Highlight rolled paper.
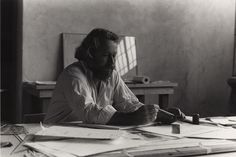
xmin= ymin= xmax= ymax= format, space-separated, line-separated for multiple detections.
xmin=132 ymin=76 xmax=150 ymax=84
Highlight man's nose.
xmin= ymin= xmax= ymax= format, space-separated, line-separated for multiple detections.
xmin=108 ymin=55 xmax=115 ymax=68
xmin=109 ymin=55 xmax=115 ymax=64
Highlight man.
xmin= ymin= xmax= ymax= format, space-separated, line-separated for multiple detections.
xmin=44 ymin=28 xmax=184 ymax=125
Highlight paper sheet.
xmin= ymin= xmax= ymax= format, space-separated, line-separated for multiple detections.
xmin=67 ymin=121 xmax=158 ymax=130
xmin=24 ymin=143 xmax=76 ymax=157
xmin=126 ymin=138 xmax=236 ymax=154
xmin=139 ymin=121 xmax=236 ymax=140
xmin=189 ymin=127 xmax=236 ymax=139
xmin=205 ymin=116 xmax=236 ymax=126
xmin=138 ymin=122 xmax=219 ymax=138
xmin=35 ymin=126 xmax=124 ymax=139
xmin=228 ymin=116 xmax=236 ymax=121
xmin=25 ymin=137 xmax=148 ymax=157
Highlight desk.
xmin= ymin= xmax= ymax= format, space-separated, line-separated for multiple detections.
xmin=23 ymin=81 xmax=177 ymax=121
xmin=125 ymin=81 xmax=177 ymax=108
xmin=2 ymin=122 xmax=236 ymax=157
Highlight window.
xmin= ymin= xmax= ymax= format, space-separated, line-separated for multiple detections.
xmin=116 ymin=36 xmax=137 ymax=76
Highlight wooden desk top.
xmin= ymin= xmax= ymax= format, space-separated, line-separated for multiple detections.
xmin=24 ymin=81 xmax=178 ymax=90
xmin=23 ymin=81 xmax=178 ymax=98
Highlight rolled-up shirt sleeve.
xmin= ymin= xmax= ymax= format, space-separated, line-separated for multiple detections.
xmin=63 ymin=76 xmax=116 ymax=124
xmin=113 ymin=72 xmax=144 ymax=112
xmin=84 ymin=103 xmax=116 ymax=124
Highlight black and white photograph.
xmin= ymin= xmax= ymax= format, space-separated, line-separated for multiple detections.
xmin=1 ymin=0 xmax=236 ymax=156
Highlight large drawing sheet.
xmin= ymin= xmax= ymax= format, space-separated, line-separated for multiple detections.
xmin=189 ymin=127 xmax=236 ymax=140
xmin=35 ymin=126 xmax=124 ymax=139
xmin=67 ymin=121 xmax=157 ymax=130
xmin=24 ymin=137 xmax=236 ymax=157
xmin=138 ymin=122 xmax=219 ymax=138
xmin=25 ymin=137 xmax=148 ymax=157
xmin=24 ymin=142 xmax=76 ymax=157
xmin=128 ymin=138 xmax=236 ymax=153
xmin=205 ymin=116 xmax=236 ymax=126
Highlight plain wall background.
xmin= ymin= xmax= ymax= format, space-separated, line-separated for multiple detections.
xmin=22 ymin=0 xmax=235 ymax=116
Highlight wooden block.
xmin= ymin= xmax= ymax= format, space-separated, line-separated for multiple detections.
xmin=172 ymin=123 xmax=180 ymax=134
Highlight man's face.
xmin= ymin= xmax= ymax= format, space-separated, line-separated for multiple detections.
xmin=90 ymin=40 xmax=118 ymax=81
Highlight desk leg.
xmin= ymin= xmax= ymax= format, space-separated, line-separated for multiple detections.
xmin=230 ymin=88 xmax=236 ymax=114
xmin=159 ymin=94 xmax=169 ymax=109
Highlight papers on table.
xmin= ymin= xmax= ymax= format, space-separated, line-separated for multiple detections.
xmin=24 ymin=143 xmax=76 ymax=157
xmin=189 ymin=127 xmax=236 ymax=140
xmin=228 ymin=116 xmax=236 ymax=121
xmin=204 ymin=116 xmax=236 ymax=126
xmin=138 ymin=121 xmax=236 ymax=140
xmin=128 ymin=138 xmax=236 ymax=153
xmin=25 ymin=137 xmax=148 ymax=157
xmin=138 ymin=122 xmax=219 ymax=138
xmin=22 ymin=118 xmax=236 ymax=157
xmin=66 ymin=121 xmax=158 ymax=130
xmin=24 ymin=125 xmax=148 ymax=157
xmin=35 ymin=125 xmax=124 ymax=140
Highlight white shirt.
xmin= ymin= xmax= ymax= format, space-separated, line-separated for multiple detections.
xmin=44 ymin=61 xmax=143 ymax=124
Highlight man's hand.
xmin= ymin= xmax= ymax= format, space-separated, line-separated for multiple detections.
xmin=131 ymin=105 xmax=157 ymax=124
xmin=154 ymin=106 xmax=186 ymax=124
xmin=153 ymin=104 xmax=177 ymax=124
xmin=107 ymin=105 xmax=157 ymax=126
xmin=167 ymin=107 xmax=186 ymax=120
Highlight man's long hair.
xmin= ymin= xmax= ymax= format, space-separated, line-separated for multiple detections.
xmin=74 ymin=28 xmax=120 ymax=61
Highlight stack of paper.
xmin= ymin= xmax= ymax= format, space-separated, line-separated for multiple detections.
xmin=35 ymin=125 xmax=124 ymax=139
xmin=205 ymin=116 xmax=236 ymax=126
xmin=128 ymin=138 xmax=236 ymax=153
xmin=138 ymin=122 xmax=236 ymax=140
xmin=138 ymin=122 xmax=219 ymax=138
xmin=25 ymin=137 xmax=148 ymax=157
xmin=189 ymin=127 xmax=236 ymax=139
xmin=24 ymin=125 xmax=148 ymax=157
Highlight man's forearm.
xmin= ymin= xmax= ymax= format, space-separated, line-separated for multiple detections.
xmin=107 ymin=112 xmax=137 ymax=126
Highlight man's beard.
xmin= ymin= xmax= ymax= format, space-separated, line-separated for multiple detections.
xmin=86 ymin=58 xmax=115 ymax=81
xmin=92 ymin=66 xmax=114 ymax=81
